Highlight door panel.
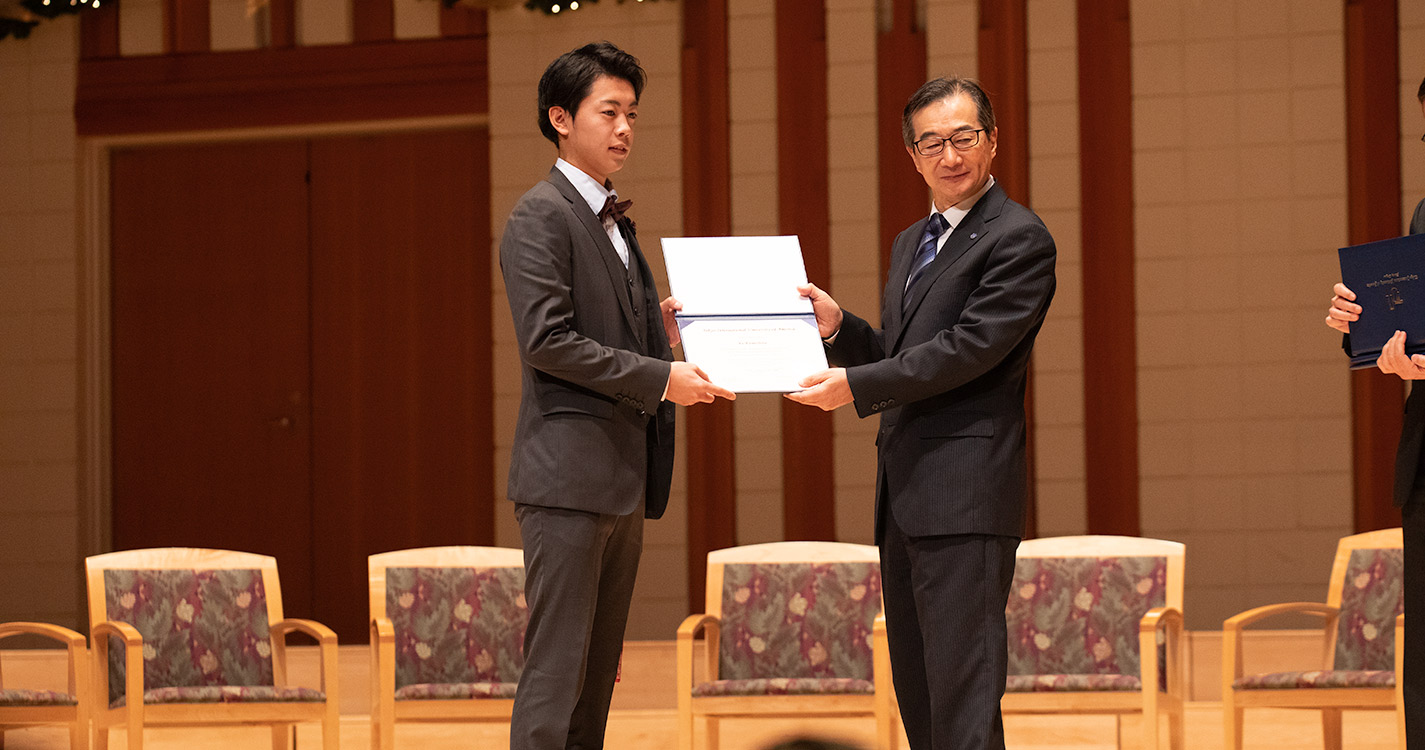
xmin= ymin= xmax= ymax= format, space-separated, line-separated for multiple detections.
xmin=110 ymin=141 xmax=315 ymax=616
xmin=309 ymin=129 xmax=493 ymax=639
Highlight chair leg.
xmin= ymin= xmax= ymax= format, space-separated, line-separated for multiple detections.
xmin=93 ymin=723 xmax=107 ymax=750
xmin=323 ymin=703 xmax=340 ymax=750
xmin=127 ymin=720 xmax=142 ymax=750
xmin=1322 ymin=708 xmax=1343 ymax=750
xmin=270 ymin=724 xmax=291 ymax=750
xmin=1223 ymin=691 xmax=1243 ymax=750
xmin=69 ymin=719 xmax=86 ymax=750
xmin=679 ymin=711 xmax=693 ymax=750
xmin=1168 ymin=705 xmax=1185 ymax=750
xmin=705 ymin=716 xmax=719 ymax=750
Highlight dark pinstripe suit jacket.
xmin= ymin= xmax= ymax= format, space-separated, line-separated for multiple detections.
xmin=1391 ymin=198 xmax=1425 ymax=507
xmin=499 ymin=167 xmax=677 ymax=519
xmin=828 ymin=182 xmax=1056 ymax=541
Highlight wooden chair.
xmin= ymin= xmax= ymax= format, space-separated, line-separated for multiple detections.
xmin=1222 ymin=527 xmax=1404 ymax=750
xmin=676 ymin=541 xmax=892 ymax=750
xmin=1000 ymin=535 xmax=1186 ymax=750
xmin=85 ymin=548 xmax=339 ymax=750
xmin=368 ymin=546 xmax=527 ymax=750
xmin=0 ymin=621 xmax=89 ymax=749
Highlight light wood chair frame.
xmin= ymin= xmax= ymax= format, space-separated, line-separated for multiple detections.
xmin=85 ymin=548 xmax=339 ymax=750
xmin=0 ymin=621 xmax=90 ymax=750
xmin=675 ymin=541 xmax=893 ymax=750
xmin=999 ymin=535 xmax=1187 ymax=750
xmin=368 ymin=545 xmax=525 ymax=750
xmin=1221 ymin=527 xmax=1404 ymax=750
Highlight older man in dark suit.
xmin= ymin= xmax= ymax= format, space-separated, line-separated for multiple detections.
xmin=499 ymin=42 xmax=733 ymax=750
xmin=1324 ymin=75 xmax=1425 ymax=750
xmin=790 ymin=77 xmax=1056 ymax=750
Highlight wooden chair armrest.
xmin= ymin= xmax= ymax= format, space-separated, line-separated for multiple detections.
xmin=1139 ymin=607 xmax=1185 ymax=697
xmin=271 ymin=619 xmax=339 ymax=697
xmin=91 ymin=620 xmax=145 ymax=714
xmin=371 ymin=617 xmax=395 ymax=643
xmin=873 ymin=614 xmax=895 ymax=745
xmin=676 ymin=614 xmax=720 ymax=688
xmin=371 ymin=616 xmax=396 ymax=733
xmin=0 ymin=621 xmax=86 ymax=648
xmin=1222 ymin=602 xmax=1337 ymax=632
xmin=271 ymin=618 xmax=339 ymax=646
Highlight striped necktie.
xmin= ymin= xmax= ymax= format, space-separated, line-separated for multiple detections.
xmin=903 ymin=212 xmax=950 ymax=314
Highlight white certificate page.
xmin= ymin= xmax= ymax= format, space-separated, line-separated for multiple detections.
xmin=661 ymin=236 xmax=829 ymax=393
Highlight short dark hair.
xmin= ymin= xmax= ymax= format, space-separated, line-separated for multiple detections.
xmin=1418 ymin=76 xmax=1425 ymax=104
xmin=901 ymin=77 xmax=996 ymax=147
xmin=537 ymin=41 xmax=646 ymax=146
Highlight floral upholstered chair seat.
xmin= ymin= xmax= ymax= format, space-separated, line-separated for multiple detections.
xmin=1005 ymin=553 xmax=1169 ymax=695
xmin=677 ymin=542 xmax=890 ymax=750
xmin=1221 ymin=528 xmax=1405 ymax=750
xmin=369 ymin=546 xmax=529 ymax=750
xmin=0 ymin=688 xmax=79 ymax=707
xmin=101 ymin=568 xmax=321 ymax=707
xmin=690 ymin=560 xmax=881 ymax=699
xmin=0 ymin=620 xmax=89 ymax=750
xmin=999 ymin=536 xmax=1187 ymax=750
xmin=384 ymin=565 xmax=527 ymax=699
xmin=86 ymin=548 xmax=341 ymax=750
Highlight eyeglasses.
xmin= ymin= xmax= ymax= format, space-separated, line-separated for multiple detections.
xmin=913 ymin=129 xmax=985 ymax=157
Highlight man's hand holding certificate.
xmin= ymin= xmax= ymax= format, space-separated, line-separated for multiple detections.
xmin=1338 ymin=233 xmax=1425 ymax=369
xmin=661 ymin=236 xmax=829 ymax=393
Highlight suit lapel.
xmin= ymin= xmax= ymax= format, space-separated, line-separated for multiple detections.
xmin=546 ymin=167 xmax=639 ymax=336
xmin=884 ymin=218 xmax=924 ymax=338
xmin=892 ymin=183 xmax=1008 ymax=352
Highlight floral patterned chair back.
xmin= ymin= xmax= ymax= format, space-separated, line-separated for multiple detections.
xmin=1328 ymin=543 xmax=1404 ymax=673
xmin=369 ymin=546 xmax=528 ymax=700
xmin=1004 ymin=536 xmax=1185 ymax=693
xmin=696 ymin=541 xmax=882 ymax=697
xmin=84 ymin=548 xmax=297 ymax=707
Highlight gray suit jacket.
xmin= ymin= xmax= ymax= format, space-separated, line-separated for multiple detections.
xmin=828 ymin=183 xmax=1056 ymax=540
xmin=499 ymin=167 xmax=676 ymax=518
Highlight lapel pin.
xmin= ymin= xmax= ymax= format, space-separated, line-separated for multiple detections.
xmin=970 ymin=232 xmax=978 ymax=239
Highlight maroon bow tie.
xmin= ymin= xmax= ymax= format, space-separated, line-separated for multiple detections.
xmin=597 ymin=195 xmax=633 ymax=230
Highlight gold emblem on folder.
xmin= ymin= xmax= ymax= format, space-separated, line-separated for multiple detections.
xmin=1387 ymin=287 xmax=1405 ymax=311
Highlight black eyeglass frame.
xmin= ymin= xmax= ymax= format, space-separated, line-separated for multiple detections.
xmin=913 ymin=128 xmax=987 ymax=157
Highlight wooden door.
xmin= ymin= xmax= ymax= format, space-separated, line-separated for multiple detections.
xmin=308 ymin=129 xmax=493 ymax=638
xmin=111 ymin=141 xmax=316 ymax=616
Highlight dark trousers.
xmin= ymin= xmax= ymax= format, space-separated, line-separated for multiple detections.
xmin=880 ymin=508 xmax=1019 ymax=750
xmin=1407 ymin=498 xmax=1425 ymax=749
xmin=509 ymin=502 xmax=643 ymax=750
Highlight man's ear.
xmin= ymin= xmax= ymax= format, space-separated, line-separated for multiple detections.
xmin=987 ymin=126 xmax=998 ymax=160
xmin=548 ymin=106 xmax=572 ymax=138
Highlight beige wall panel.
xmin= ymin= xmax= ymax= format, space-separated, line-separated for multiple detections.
xmin=0 ymin=15 xmax=82 ymax=631
xmin=394 ymin=0 xmax=441 ymax=40
xmin=1028 ymin=0 xmax=1084 ymax=537
xmin=211 ymin=0 xmax=261 ymax=51
xmin=1131 ymin=0 xmax=1351 ymax=629
xmin=297 ymin=0 xmax=352 ymax=46
xmin=486 ymin=2 xmax=686 ymax=638
xmin=119 ymin=0 xmax=163 ymax=56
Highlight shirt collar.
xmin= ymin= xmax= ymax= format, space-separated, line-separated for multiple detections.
xmin=555 ymin=158 xmax=616 ymax=217
xmin=932 ymin=175 xmax=995 ymax=233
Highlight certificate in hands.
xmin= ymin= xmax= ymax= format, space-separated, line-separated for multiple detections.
xmin=1339 ymin=233 xmax=1425 ymax=369
xmin=661 ymin=236 xmax=828 ymax=393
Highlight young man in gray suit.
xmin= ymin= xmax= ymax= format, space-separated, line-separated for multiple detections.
xmin=1324 ymin=76 xmax=1425 ymax=750
xmin=790 ymin=78 xmax=1056 ymax=750
xmin=498 ymin=42 xmax=733 ymax=750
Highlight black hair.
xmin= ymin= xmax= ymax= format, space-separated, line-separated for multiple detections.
xmin=537 ymin=41 xmax=646 ymax=146
xmin=1418 ymin=76 xmax=1425 ymax=104
xmin=901 ymin=76 xmax=996 ymax=147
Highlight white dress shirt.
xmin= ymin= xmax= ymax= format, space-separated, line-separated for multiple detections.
xmin=555 ymin=158 xmax=630 ymax=268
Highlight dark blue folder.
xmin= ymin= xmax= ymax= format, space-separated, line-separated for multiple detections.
xmin=1339 ymin=233 xmax=1425 ymax=369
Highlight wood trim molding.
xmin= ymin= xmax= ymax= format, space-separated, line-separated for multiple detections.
xmin=163 ymin=0 xmax=210 ymax=54
xmin=777 ymin=0 xmax=835 ymax=542
xmin=1077 ymin=0 xmax=1140 ymax=536
xmin=79 ymin=2 xmax=120 ymax=60
xmin=440 ymin=2 xmax=488 ymax=37
xmin=875 ymin=0 xmax=928 ymax=280
xmin=76 ymin=37 xmax=488 ymax=136
xmin=353 ymin=0 xmax=396 ymax=42
xmin=978 ymin=0 xmax=1036 ymax=537
xmin=1345 ymin=0 xmax=1403 ymax=533
xmin=269 ymin=0 xmax=296 ymax=49
xmin=680 ymin=0 xmax=736 ymax=613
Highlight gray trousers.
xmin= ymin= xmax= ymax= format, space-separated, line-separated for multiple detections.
xmin=509 ymin=502 xmax=643 ymax=750
xmin=881 ymin=508 xmax=1019 ymax=750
